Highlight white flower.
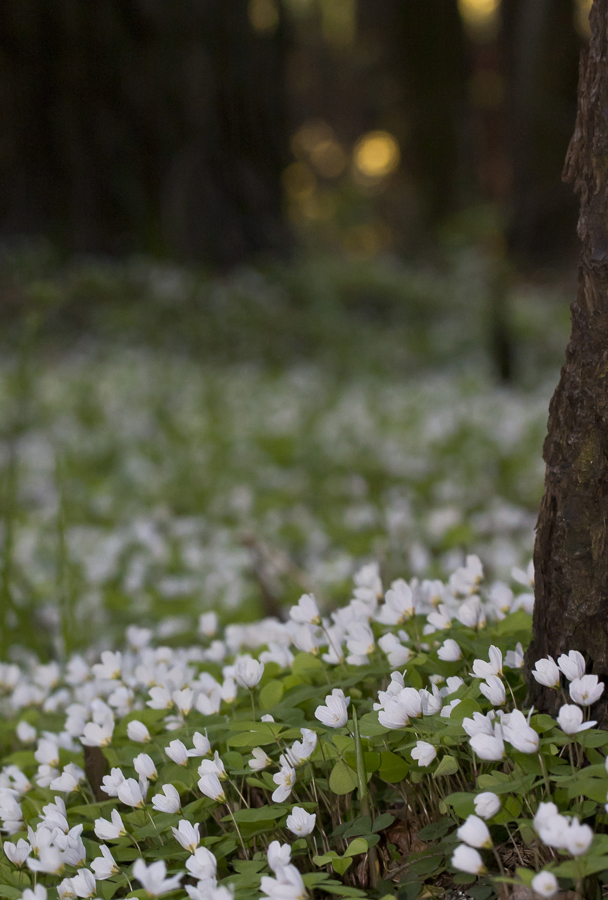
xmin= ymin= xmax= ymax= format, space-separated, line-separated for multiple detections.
xmin=377 ymin=633 xmax=411 ymax=667
xmin=172 ymin=689 xmax=194 ymax=716
xmin=474 ymin=792 xmax=501 ymax=820
xmin=69 ymin=869 xmax=96 ymax=899
xmin=94 ymin=810 xmax=125 ymax=841
xmin=50 ymin=771 xmax=80 ymax=794
xmin=420 ymin=685 xmax=442 ymax=716
xmin=378 ymin=699 xmax=410 ymax=730
xmin=234 ymin=657 xmax=264 ymax=689
xmin=286 ymin=807 xmax=316 ymax=836
xmin=199 ymin=611 xmax=218 ymax=636
xmin=198 ymin=773 xmax=225 ymax=802
xmin=127 ymin=720 xmax=151 ymax=743
xmin=375 ymin=580 xmax=414 ymax=625
xmin=457 ymin=596 xmax=485 ymax=630
xmin=479 ymin=676 xmax=505 ymax=706
xmin=570 ymin=674 xmax=604 ymax=706
xmin=27 ymin=846 xmax=64 ymax=875
xmin=91 ymin=846 xmax=119 ymax=880
xmin=470 ymin=725 xmax=504 ymax=761
xmin=437 ymin=639 xmax=461 ymax=661
xmin=92 ymin=651 xmax=122 ymax=680
xmin=16 ymin=722 xmax=37 ymax=743
xmin=4 ymin=838 xmax=31 ymax=866
xmin=35 ymin=739 xmax=59 ymax=767
xmin=272 ymin=758 xmax=296 ymax=802
xmin=314 ymin=689 xmax=350 ymax=728
xmin=260 ymin=864 xmax=306 ymax=900
xmin=411 ymin=741 xmax=436 ymax=767
xmin=472 ymin=646 xmax=502 ymax=679
xmin=190 ymin=732 xmax=211 ymax=757
xmin=532 ymin=657 xmax=560 ymax=689
xmin=505 ymin=642 xmax=525 ymax=669
xmin=531 ymin=871 xmax=559 ymax=897
xmin=565 ymin=820 xmax=594 ymax=856
xmin=426 ymin=604 xmax=452 ymax=632
xmin=117 ymin=777 xmax=146 ymax=808
xmin=22 ymin=888 xmax=47 ymax=900
xmin=171 ymin=820 xmax=200 ymax=852
xmin=457 ymin=815 xmax=492 ymax=849
xmin=198 ymin=752 xmax=226 ymax=780
xmin=557 ymin=651 xmax=586 ymax=682
xmin=290 ymin=594 xmax=321 ymax=625
xmin=451 ymin=844 xmax=486 ymax=875
xmin=502 ymin=710 xmax=539 ymax=753
xmin=134 ymin=754 xmax=158 ymax=781
xmin=132 ymin=859 xmax=183 ymax=897
xmin=556 ymin=704 xmax=597 ymax=735
xmin=268 ymin=841 xmax=291 ymax=872
xmin=152 ymin=784 xmax=181 ymax=813
xmin=249 ymin=748 xmax=272 ymax=771
xmin=101 ymin=767 xmax=125 ymax=798
xmin=166 ymin=740 xmax=189 ymax=767
xmin=81 ymin=713 xmax=114 ymax=747
xmin=285 ymin=729 xmax=317 ymax=767
xmin=186 ymin=846 xmax=217 ymax=880
xmin=534 ymin=804 xmax=570 ymax=850
xmin=147 ymin=687 xmax=174 ymax=710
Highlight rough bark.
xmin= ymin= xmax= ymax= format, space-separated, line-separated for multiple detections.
xmin=526 ymin=0 xmax=608 ymax=720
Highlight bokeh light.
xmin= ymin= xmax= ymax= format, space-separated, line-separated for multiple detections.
xmin=309 ymin=139 xmax=347 ymax=179
xmin=353 ymin=131 xmax=400 ymax=180
xmin=248 ymin=0 xmax=279 ymax=34
xmin=458 ymin=0 xmax=501 ymax=41
xmin=575 ymin=0 xmax=592 ymax=39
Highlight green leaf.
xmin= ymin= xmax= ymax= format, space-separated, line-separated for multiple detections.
xmin=0 ymin=887 xmax=22 ymax=900
xmin=260 ymin=680 xmax=284 ymax=709
xmin=378 ymin=751 xmax=409 ymax=783
xmin=449 ymin=698 xmax=481 ymax=724
xmin=576 ymin=730 xmax=608 ymax=748
xmin=332 ymin=858 xmax=353 ymax=875
xmin=291 ymin=652 xmax=324 ymax=678
xmin=372 ymin=813 xmax=395 ymax=832
xmin=433 ymin=755 xmax=459 ymax=778
xmin=345 ymin=838 xmax=368 ymax=857
xmin=358 ymin=711 xmax=390 ymax=736
xmin=417 ymin=818 xmax=452 ymax=841
xmin=223 ymin=806 xmax=288 ymax=823
xmin=343 ymin=816 xmax=372 ymax=839
xmin=222 ymin=751 xmax=244 ymax=770
xmin=329 ymin=760 xmax=358 ymax=795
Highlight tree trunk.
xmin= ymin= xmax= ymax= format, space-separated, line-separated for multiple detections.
xmin=526 ymin=0 xmax=608 ymax=720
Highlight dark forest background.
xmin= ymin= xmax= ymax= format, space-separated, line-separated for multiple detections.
xmin=0 ymin=0 xmax=588 ymax=272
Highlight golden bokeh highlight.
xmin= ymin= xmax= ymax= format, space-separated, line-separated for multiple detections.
xmin=574 ymin=0 xmax=592 ymax=39
xmin=291 ymin=120 xmax=334 ymax=159
xmin=353 ymin=131 xmax=400 ymax=180
xmin=458 ymin=0 xmax=501 ymax=41
xmin=309 ymin=139 xmax=347 ymax=179
xmin=248 ymin=0 xmax=280 ymax=34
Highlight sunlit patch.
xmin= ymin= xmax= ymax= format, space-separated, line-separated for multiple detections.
xmin=353 ymin=131 xmax=400 ymax=180
xmin=282 ymin=162 xmax=316 ymax=200
xmin=248 ymin=0 xmax=279 ymax=34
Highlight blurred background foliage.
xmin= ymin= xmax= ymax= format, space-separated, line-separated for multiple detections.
xmin=0 ymin=0 xmax=590 ymax=656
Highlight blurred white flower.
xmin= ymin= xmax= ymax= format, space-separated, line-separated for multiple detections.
xmin=289 ymin=594 xmax=321 ymax=626
xmin=437 ymin=639 xmax=461 ymax=661
xmin=132 ymin=859 xmax=183 ymax=897
xmin=451 ymin=844 xmax=485 ymax=874
xmin=127 ymin=720 xmax=151 ymax=743
xmin=457 ymin=815 xmax=492 ymax=848
xmin=474 ymin=792 xmax=501 ymax=820
xmin=531 ymin=871 xmax=558 ymax=897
